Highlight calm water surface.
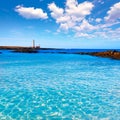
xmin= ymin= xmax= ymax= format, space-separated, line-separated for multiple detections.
xmin=0 ymin=50 xmax=120 ymax=120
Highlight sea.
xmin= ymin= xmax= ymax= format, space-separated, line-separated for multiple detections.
xmin=0 ymin=49 xmax=120 ymax=120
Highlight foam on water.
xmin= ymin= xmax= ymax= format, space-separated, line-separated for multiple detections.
xmin=0 ymin=52 xmax=120 ymax=119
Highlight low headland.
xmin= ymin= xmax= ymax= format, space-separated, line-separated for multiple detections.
xmin=0 ymin=46 xmax=39 ymax=53
xmin=75 ymin=50 xmax=120 ymax=60
xmin=0 ymin=46 xmax=120 ymax=60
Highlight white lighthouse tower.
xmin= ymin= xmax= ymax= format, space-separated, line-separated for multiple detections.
xmin=33 ymin=40 xmax=35 ymax=48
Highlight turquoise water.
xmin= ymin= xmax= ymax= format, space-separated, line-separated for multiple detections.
xmin=0 ymin=51 xmax=120 ymax=120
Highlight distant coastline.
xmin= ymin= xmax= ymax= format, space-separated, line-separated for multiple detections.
xmin=0 ymin=46 xmax=120 ymax=60
xmin=0 ymin=46 xmax=59 ymax=53
xmin=0 ymin=46 xmax=61 ymax=50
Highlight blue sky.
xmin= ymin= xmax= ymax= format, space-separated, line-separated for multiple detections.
xmin=0 ymin=0 xmax=120 ymax=48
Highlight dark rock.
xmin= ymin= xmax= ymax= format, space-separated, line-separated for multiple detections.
xmin=76 ymin=50 xmax=120 ymax=60
xmin=13 ymin=48 xmax=39 ymax=53
xmin=88 ymin=50 xmax=120 ymax=60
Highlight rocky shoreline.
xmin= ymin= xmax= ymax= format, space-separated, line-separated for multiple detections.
xmin=92 ymin=50 xmax=120 ymax=60
xmin=0 ymin=46 xmax=39 ymax=53
xmin=0 ymin=46 xmax=120 ymax=60
xmin=76 ymin=50 xmax=120 ymax=60
xmin=13 ymin=48 xmax=39 ymax=53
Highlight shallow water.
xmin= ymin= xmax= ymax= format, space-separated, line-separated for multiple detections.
xmin=0 ymin=51 xmax=120 ymax=119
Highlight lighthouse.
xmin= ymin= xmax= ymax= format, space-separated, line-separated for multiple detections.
xmin=33 ymin=40 xmax=35 ymax=48
xmin=32 ymin=40 xmax=40 ymax=49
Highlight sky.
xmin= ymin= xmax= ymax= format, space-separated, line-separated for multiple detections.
xmin=0 ymin=0 xmax=120 ymax=48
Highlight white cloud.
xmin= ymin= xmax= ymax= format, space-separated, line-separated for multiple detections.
xmin=60 ymin=21 xmax=75 ymax=31
xmin=57 ymin=15 xmax=70 ymax=23
xmin=100 ymin=21 xmax=120 ymax=28
xmin=48 ymin=3 xmax=64 ymax=19
xmin=15 ymin=5 xmax=48 ymax=19
xmin=107 ymin=28 xmax=120 ymax=40
xmin=104 ymin=2 xmax=120 ymax=22
xmin=95 ymin=18 xmax=102 ymax=23
xmin=66 ymin=1 xmax=94 ymax=17
xmin=74 ymin=19 xmax=96 ymax=32
xmin=48 ymin=0 xmax=94 ymax=31
xmin=48 ymin=0 xmax=120 ymax=40
xmin=95 ymin=27 xmax=120 ymax=40
xmin=93 ymin=0 xmax=104 ymax=5
xmin=75 ymin=33 xmax=90 ymax=38
xmin=98 ymin=0 xmax=104 ymax=4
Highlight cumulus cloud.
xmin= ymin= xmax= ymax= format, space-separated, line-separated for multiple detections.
xmin=95 ymin=27 xmax=120 ymax=40
xmin=65 ymin=0 xmax=94 ymax=17
xmin=15 ymin=5 xmax=48 ymax=19
xmin=104 ymin=2 xmax=120 ymax=22
xmin=48 ymin=2 xmax=64 ymax=19
xmin=59 ymin=21 xmax=75 ymax=31
xmin=48 ymin=0 xmax=120 ymax=40
xmin=48 ymin=0 xmax=94 ymax=31
xmin=74 ymin=19 xmax=96 ymax=32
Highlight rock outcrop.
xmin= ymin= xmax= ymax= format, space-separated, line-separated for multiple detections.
xmin=0 ymin=46 xmax=39 ymax=53
xmin=90 ymin=50 xmax=120 ymax=60
xmin=0 ymin=46 xmax=120 ymax=59
xmin=13 ymin=48 xmax=39 ymax=53
xmin=77 ymin=50 xmax=120 ymax=60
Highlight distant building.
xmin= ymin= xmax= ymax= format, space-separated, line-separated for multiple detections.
xmin=32 ymin=40 xmax=40 ymax=49
xmin=33 ymin=40 xmax=35 ymax=48
xmin=36 ymin=44 xmax=40 ymax=48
